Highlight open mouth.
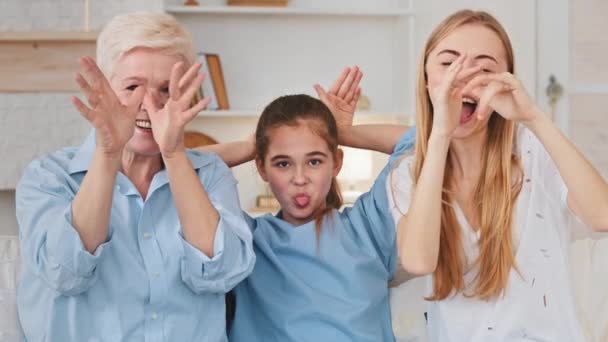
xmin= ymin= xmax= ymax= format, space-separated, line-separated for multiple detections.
xmin=460 ymin=97 xmax=477 ymax=124
xmin=135 ymin=119 xmax=152 ymax=130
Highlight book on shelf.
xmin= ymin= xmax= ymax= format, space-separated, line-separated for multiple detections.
xmin=196 ymin=52 xmax=218 ymax=110
xmin=228 ymin=0 xmax=287 ymax=6
xmin=205 ymin=54 xmax=230 ymax=110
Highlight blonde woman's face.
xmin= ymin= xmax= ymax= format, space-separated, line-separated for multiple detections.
xmin=425 ymin=24 xmax=509 ymax=139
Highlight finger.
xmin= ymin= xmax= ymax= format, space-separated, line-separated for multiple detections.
xmin=71 ymin=96 xmax=93 ymax=122
xmin=476 ymin=81 xmax=504 ymax=119
xmin=169 ymin=62 xmax=185 ymax=101
xmin=80 ymin=56 xmax=109 ymax=90
xmin=178 ymin=62 xmax=202 ymax=90
xmin=126 ymin=86 xmax=146 ymax=119
xmin=442 ymin=60 xmax=464 ymax=91
xmin=454 ymin=65 xmax=482 ymax=88
xmin=143 ymin=93 xmax=159 ymax=122
xmin=463 ymin=72 xmax=516 ymax=95
xmin=349 ymin=87 xmax=362 ymax=107
xmin=74 ymin=72 xmax=95 ymax=104
xmin=337 ymin=66 xmax=358 ymax=98
xmin=180 ymin=73 xmax=205 ymax=107
xmin=314 ymin=84 xmax=329 ymax=103
xmin=184 ymin=98 xmax=211 ymax=122
xmin=329 ymin=67 xmax=350 ymax=95
xmin=344 ymin=70 xmax=363 ymax=103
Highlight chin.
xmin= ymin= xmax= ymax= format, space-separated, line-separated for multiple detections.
xmin=125 ymin=140 xmax=161 ymax=157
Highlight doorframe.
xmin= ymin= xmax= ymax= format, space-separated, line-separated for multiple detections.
xmin=535 ymin=0 xmax=570 ymax=135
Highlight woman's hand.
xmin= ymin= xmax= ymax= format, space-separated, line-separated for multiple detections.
xmin=147 ymin=62 xmax=211 ymax=159
xmin=429 ymin=54 xmax=481 ymax=138
xmin=314 ymin=66 xmax=362 ymax=134
xmin=71 ymin=56 xmax=145 ymax=158
xmin=463 ymin=71 xmax=541 ymax=124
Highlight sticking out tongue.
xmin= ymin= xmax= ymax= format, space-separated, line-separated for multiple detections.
xmin=294 ymin=195 xmax=310 ymax=208
xmin=460 ymin=103 xmax=476 ymax=124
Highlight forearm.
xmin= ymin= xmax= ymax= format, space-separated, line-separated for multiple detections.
xmin=397 ymin=133 xmax=450 ymax=275
xmin=526 ymin=111 xmax=608 ymax=231
xmin=164 ymin=151 xmax=220 ymax=256
xmin=71 ymin=148 xmax=120 ymax=253
xmin=195 ymin=140 xmax=255 ymax=167
xmin=340 ymin=125 xmax=410 ymax=154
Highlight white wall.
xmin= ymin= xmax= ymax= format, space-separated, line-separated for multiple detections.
xmin=0 ymin=0 xmax=164 ymax=235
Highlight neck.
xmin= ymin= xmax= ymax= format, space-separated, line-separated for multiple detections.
xmin=121 ymin=149 xmax=163 ymax=199
xmin=449 ymin=129 xmax=487 ymax=185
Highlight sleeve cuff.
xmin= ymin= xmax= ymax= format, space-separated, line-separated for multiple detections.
xmin=46 ymin=205 xmax=109 ymax=277
xmin=180 ymin=217 xmax=227 ymax=278
xmin=392 ymin=127 xmax=416 ymax=157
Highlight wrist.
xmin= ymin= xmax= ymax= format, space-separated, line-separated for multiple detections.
xmin=162 ymin=150 xmax=188 ymax=165
xmin=523 ymin=107 xmax=551 ymax=133
xmin=93 ymin=147 xmax=122 ymax=173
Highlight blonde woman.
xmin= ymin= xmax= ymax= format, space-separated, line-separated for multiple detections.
xmin=363 ymin=9 xmax=608 ymax=342
xmin=16 ymin=13 xmax=254 ymax=341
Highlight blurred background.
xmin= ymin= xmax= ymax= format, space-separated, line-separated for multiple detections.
xmin=0 ymin=0 xmax=606 ymax=341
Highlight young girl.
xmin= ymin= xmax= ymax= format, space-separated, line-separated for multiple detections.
xmin=384 ymin=10 xmax=608 ymax=341
xmin=200 ymin=69 xmax=415 ymax=341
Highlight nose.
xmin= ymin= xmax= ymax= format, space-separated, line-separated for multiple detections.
xmin=141 ymin=89 xmax=165 ymax=113
xmin=291 ymin=166 xmax=309 ymax=186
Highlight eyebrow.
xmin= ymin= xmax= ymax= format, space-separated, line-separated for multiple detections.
xmin=437 ymin=49 xmax=498 ymax=63
xmin=269 ymin=151 xmax=328 ymax=162
xmin=122 ymin=76 xmax=146 ymax=84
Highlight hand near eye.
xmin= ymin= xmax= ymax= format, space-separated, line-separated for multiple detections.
xmin=71 ymin=56 xmax=145 ymax=157
xmin=147 ymin=62 xmax=211 ymax=159
xmin=429 ymin=53 xmax=482 ymax=138
xmin=462 ymin=72 xmax=540 ymax=124
xmin=314 ymin=66 xmax=363 ymax=135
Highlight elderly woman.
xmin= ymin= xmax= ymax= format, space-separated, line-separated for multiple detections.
xmin=15 ymin=12 xmax=255 ymax=341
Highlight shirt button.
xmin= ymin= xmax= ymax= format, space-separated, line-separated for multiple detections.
xmin=151 ymin=312 xmax=158 ymax=320
xmin=153 ymin=272 xmax=160 ymax=278
xmin=143 ymin=232 xmax=152 ymax=240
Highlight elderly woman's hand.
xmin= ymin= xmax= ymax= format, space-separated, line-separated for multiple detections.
xmin=71 ymin=56 xmax=145 ymax=158
xmin=147 ymin=61 xmax=210 ymax=159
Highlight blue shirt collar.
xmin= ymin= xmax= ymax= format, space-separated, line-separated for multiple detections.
xmin=68 ymin=129 xmax=215 ymax=177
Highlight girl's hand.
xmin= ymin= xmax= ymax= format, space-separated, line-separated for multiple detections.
xmin=314 ymin=66 xmax=363 ymax=133
xmin=463 ymin=72 xmax=540 ymax=124
xmin=71 ymin=56 xmax=145 ymax=158
xmin=429 ymin=54 xmax=481 ymax=138
xmin=147 ymin=62 xmax=211 ymax=159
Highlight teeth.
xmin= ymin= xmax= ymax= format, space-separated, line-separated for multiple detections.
xmin=135 ymin=120 xmax=151 ymax=129
xmin=463 ymin=97 xmax=477 ymax=104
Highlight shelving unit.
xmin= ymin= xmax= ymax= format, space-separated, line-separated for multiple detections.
xmin=197 ymin=109 xmax=410 ymax=118
xmin=165 ymin=0 xmax=416 ymax=122
xmin=166 ymin=5 xmax=413 ymax=17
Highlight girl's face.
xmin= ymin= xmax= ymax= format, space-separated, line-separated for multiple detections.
xmin=425 ymin=24 xmax=509 ymax=139
xmin=257 ymin=120 xmax=343 ymax=226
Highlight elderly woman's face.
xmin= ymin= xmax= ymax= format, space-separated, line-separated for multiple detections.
xmin=110 ymin=48 xmax=188 ymax=156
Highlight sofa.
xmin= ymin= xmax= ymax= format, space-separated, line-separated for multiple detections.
xmin=2 ymin=234 xmax=607 ymax=342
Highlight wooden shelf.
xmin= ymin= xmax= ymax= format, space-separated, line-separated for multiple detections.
xmin=0 ymin=31 xmax=98 ymax=42
xmin=166 ymin=5 xmax=413 ymax=17
xmin=196 ymin=109 xmax=408 ymax=118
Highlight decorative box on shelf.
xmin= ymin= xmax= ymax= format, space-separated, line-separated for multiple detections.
xmin=228 ymin=0 xmax=287 ymax=7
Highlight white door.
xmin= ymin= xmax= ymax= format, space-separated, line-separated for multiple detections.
xmin=537 ymin=2 xmax=608 ymax=342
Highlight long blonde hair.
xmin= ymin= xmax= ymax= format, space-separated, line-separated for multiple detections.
xmin=414 ymin=10 xmax=523 ymax=300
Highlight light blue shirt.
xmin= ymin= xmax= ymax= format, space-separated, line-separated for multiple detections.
xmin=229 ymin=128 xmax=416 ymax=342
xmin=15 ymin=131 xmax=255 ymax=342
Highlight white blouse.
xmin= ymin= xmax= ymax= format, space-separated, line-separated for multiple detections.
xmin=387 ymin=126 xmax=586 ymax=342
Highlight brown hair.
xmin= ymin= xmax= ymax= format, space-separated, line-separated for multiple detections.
xmin=255 ymin=94 xmax=343 ymax=238
xmin=414 ymin=10 xmax=523 ymax=300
